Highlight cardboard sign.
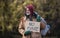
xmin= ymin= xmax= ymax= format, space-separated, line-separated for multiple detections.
xmin=25 ymin=21 xmax=40 ymax=32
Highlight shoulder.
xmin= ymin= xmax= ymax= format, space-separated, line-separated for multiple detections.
xmin=20 ymin=16 xmax=26 ymax=21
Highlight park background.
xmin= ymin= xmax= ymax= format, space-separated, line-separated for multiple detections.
xmin=0 ymin=0 xmax=60 ymax=38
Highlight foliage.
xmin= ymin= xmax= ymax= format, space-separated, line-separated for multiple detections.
xmin=0 ymin=0 xmax=60 ymax=37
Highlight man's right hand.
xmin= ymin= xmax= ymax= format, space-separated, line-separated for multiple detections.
xmin=18 ymin=29 xmax=25 ymax=35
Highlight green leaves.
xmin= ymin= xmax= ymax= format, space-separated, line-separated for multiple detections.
xmin=0 ymin=0 xmax=60 ymax=36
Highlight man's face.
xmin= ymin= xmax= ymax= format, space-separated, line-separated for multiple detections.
xmin=25 ymin=8 xmax=31 ymax=15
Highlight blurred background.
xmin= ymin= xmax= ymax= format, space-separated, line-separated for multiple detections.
xmin=0 ymin=0 xmax=60 ymax=38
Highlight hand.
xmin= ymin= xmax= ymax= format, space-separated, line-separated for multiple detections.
xmin=19 ymin=29 xmax=25 ymax=35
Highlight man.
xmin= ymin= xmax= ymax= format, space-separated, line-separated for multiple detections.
xmin=18 ymin=4 xmax=46 ymax=38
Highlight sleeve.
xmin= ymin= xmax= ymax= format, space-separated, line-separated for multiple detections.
xmin=18 ymin=17 xmax=25 ymax=35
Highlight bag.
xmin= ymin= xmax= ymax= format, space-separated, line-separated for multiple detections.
xmin=41 ymin=25 xmax=50 ymax=36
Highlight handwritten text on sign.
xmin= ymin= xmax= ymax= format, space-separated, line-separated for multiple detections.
xmin=25 ymin=21 xmax=40 ymax=32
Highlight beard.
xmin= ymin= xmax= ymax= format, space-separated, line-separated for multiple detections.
xmin=25 ymin=13 xmax=30 ymax=18
xmin=26 ymin=12 xmax=30 ymax=15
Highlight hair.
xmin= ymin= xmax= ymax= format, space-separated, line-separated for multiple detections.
xmin=25 ymin=4 xmax=35 ymax=16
